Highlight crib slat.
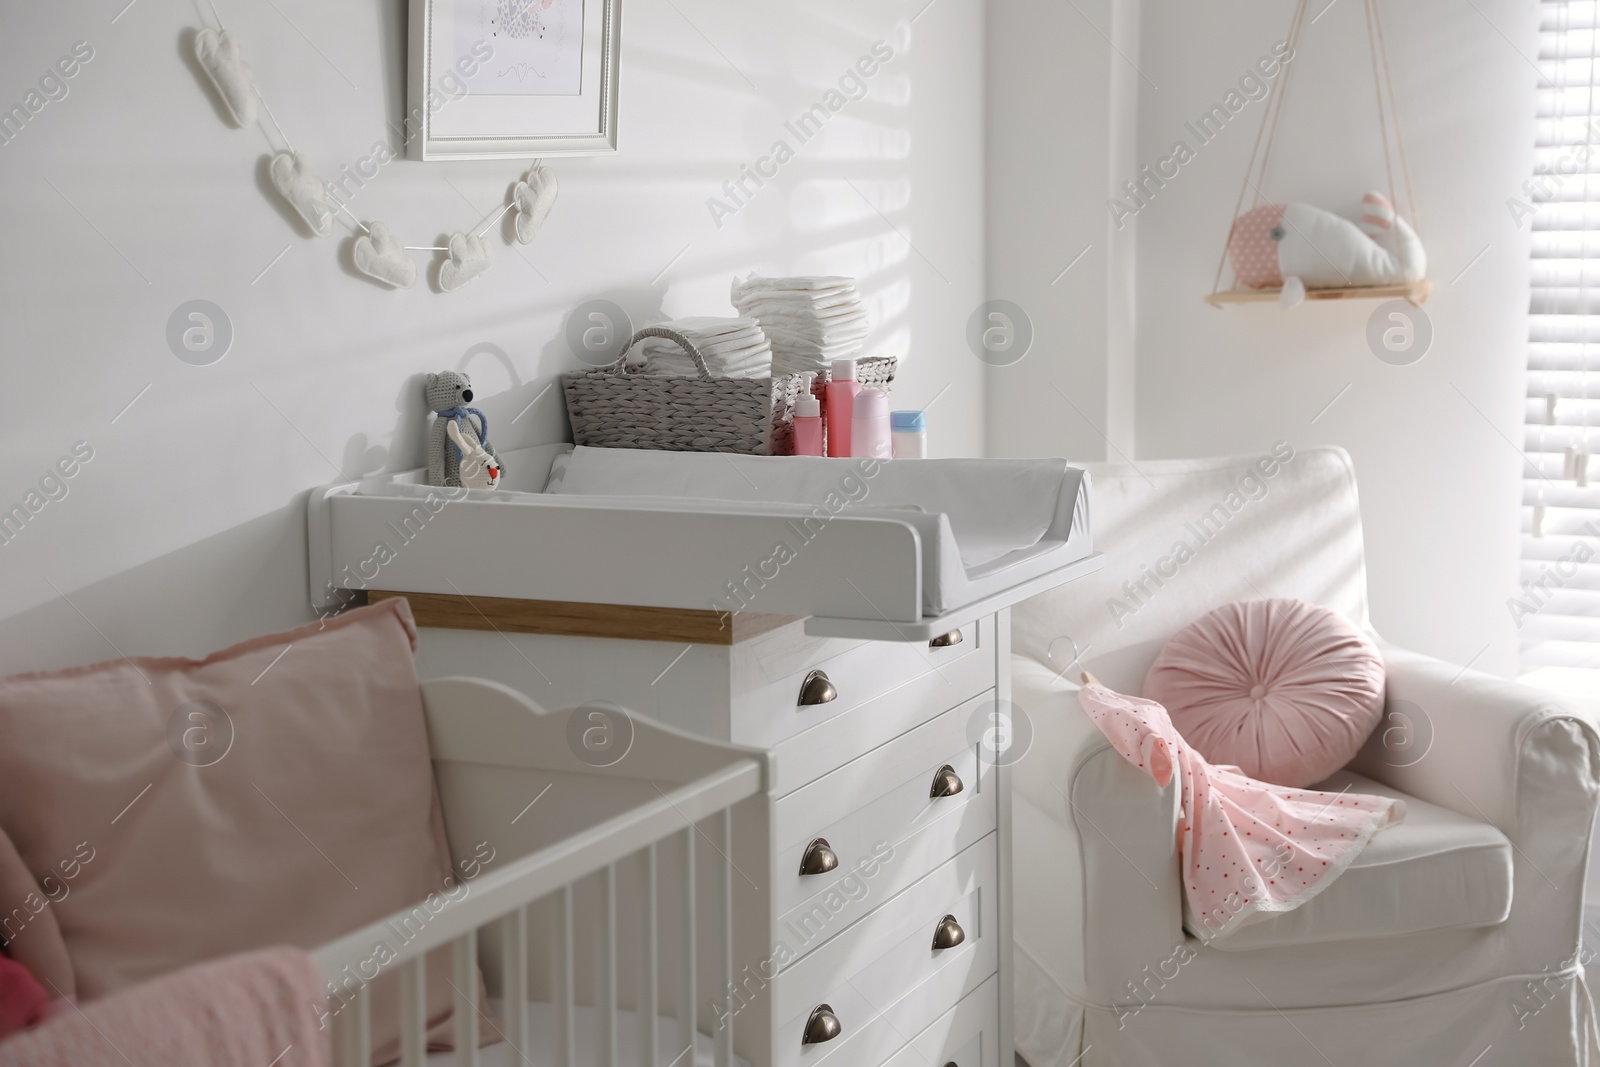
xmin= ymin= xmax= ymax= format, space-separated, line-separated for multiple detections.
xmin=715 ymin=809 xmax=733 ymax=1067
xmin=400 ymin=957 xmax=428 ymax=1067
xmin=640 ymin=844 xmax=659 ymax=1067
xmin=340 ymin=982 xmax=372 ymax=1067
xmin=679 ymin=826 xmax=696 ymax=1067
xmin=454 ymin=933 xmax=480 ymax=1067
xmin=502 ymin=906 xmax=529 ymax=1064
xmin=601 ymin=864 xmax=619 ymax=1067
xmin=557 ymin=884 xmax=576 ymax=1067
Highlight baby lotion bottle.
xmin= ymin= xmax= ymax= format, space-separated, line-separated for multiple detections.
xmin=825 ymin=358 xmax=860 ymax=457
xmin=891 ymin=410 xmax=928 ymax=458
xmin=793 ymin=374 xmax=823 ymax=456
xmin=852 ymin=388 xmax=893 ymax=459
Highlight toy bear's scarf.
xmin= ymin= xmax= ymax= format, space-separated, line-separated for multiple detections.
xmin=436 ymin=406 xmax=489 ymax=460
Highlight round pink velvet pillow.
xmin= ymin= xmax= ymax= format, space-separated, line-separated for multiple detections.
xmin=1143 ymin=599 xmax=1385 ymax=788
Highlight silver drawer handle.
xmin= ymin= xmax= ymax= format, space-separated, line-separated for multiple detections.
xmin=803 ymin=1004 xmax=842 ymax=1044
xmin=798 ymin=837 xmax=839 ymax=876
xmin=931 ymin=914 xmax=966 ymax=950
xmin=929 ymin=764 xmax=964 ymax=798
xmin=929 ymin=629 xmax=964 ymax=648
xmin=798 ymin=669 xmax=837 ymax=706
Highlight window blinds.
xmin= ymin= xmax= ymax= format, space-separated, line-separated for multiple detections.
xmin=1521 ymin=2 xmax=1600 ymax=667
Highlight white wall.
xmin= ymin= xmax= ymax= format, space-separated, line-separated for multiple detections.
xmin=985 ymin=0 xmax=1140 ymax=461
xmin=0 ymin=0 xmax=986 ymax=672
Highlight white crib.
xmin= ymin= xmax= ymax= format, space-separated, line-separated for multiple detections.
xmin=310 ymin=677 xmax=767 ymax=1067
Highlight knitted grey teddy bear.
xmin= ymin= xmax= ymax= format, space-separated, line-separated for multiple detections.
xmin=426 ymin=371 xmax=503 ymax=488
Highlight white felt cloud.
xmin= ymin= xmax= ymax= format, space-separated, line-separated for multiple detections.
xmin=193 ymin=28 xmax=256 ymax=128
xmin=512 ymin=164 xmax=558 ymax=245
xmin=439 ymin=231 xmax=493 ymax=292
xmin=270 ymin=151 xmax=334 ymax=237
xmin=353 ymin=221 xmax=417 ymax=289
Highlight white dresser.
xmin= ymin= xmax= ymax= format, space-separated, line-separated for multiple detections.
xmin=388 ymin=597 xmax=1022 ymax=1067
xmin=310 ymin=444 xmax=1096 ymax=1067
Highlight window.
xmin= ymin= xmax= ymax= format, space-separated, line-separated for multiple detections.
xmin=1521 ymin=1 xmax=1600 ymax=669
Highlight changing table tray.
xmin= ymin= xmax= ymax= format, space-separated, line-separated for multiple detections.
xmin=307 ymin=445 xmax=1098 ymax=641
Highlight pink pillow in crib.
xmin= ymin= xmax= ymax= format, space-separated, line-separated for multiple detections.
xmin=1143 ymin=598 xmax=1385 ymax=788
xmin=0 ymin=819 xmax=76 ymax=1004
xmin=0 ymin=598 xmax=482 ymax=1063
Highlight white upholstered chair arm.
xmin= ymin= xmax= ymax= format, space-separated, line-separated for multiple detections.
xmin=1011 ymin=656 xmax=1186 ymax=999
xmin=1347 ymin=646 xmax=1600 ymax=872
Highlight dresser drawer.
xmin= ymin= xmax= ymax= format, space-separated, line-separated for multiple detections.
xmin=771 ymin=693 xmax=996 ymax=943
xmin=876 ymin=974 xmax=999 ymax=1067
xmin=770 ymin=834 xmax=998 ymax=1067
xmin=732 ymin=618 xmax=992 ymax=757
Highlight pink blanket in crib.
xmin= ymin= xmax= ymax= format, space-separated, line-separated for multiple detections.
xmin=1078 ymin=682 xmax=1404 ymax=941
xmin=0 ymin=945 xmax=330 ymax=1067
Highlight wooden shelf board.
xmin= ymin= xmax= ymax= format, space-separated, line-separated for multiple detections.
xmin=365 ymin=590 xmax=802 ymax=645
xmin=1205 ymin=281 xmax=1431 ymax=307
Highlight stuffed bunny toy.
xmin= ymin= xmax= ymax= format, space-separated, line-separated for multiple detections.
xmin=425 ymin=371 xmax=503 ymax=488
xmin=1227 ymin=191 xmax=1425 ymax=308
xmin=445 ymin=420 xmax=502 ymax=489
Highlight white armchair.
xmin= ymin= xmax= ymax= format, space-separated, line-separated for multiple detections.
xmin=1008 ymin=446 xmax=1600 ymax=1067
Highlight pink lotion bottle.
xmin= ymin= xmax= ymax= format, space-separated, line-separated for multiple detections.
xmin=825 ymin=358 xmax=860 ymax=458
xmin=793 ymin=374 xmax=823 ymax=456
xmin=852 ymin=388 xmax=893 ymax=459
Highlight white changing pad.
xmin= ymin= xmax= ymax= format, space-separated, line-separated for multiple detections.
xmin=312 ymin=442 xmax=1095 ymax=630
xmin=545 ymin=447 xmax=1069 ymax=569
xmin=428 ymin=1001 xmax=745 ymax=1067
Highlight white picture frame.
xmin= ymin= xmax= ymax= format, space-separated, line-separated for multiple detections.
xmin=407 ymin=0 xmax=622 ymax=160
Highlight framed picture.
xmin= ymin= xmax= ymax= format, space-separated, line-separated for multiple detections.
xmin=407 ymin=0 xmax=621 ymax=160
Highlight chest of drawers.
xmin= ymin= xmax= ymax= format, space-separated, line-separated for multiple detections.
xmin=385 ymin=593 xmax=1021 ymax=1067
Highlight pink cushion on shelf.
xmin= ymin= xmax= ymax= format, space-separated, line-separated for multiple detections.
xmin=1143 ymin=598 xmax=1385 ymax=788
xmin=0 ymin=599 xmax=480 ymax=1064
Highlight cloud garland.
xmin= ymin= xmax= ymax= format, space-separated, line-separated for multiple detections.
xmin=352 ymin=221 xmax=416 ymax=289
xmin=513 ymin=163 xmax=558 ymax=244
xmin=193 ymin=27 xmax=255 ymax=127
xmin=439 ymin=232 xmax=494 ymax=292
xmin=269 ymin=151 xmax=334 ymax=236
xmin=189 ymin=2 xmax=558 ymax=293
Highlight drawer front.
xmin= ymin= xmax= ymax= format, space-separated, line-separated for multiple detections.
xmin=770 ymin=835 xmax=998 ymax=1067
xmin=772 ymin=694 xmax=997 ymax=939
xmin=876 ymin=974 xmax=999 ymax=1067
xmin=732 ymin=617 xmax=992 ymax=758
xmin=769 ymin=650 xmax=996 ymax=797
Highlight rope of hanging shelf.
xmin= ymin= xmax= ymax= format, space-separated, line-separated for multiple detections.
xmin=1206 ymin=0 xmax=1422 ymax=301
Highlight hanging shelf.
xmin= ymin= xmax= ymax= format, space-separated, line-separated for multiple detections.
xmin=1205 ymin=281 xmax=1431 ymax=308
xmin=1206 ymin=0 xmax=1427 ymax=307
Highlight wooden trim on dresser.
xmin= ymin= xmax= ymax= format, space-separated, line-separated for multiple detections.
xmin=364 ymin=590 xmax=802 ymax=645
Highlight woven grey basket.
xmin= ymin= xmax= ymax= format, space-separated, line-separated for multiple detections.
xmin=811 ymin=355 xmax=898 ymax=398
xmin=563 ymin=327 xmax=806 ymax=455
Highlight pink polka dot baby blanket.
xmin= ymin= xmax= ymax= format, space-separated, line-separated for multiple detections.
xmin=1078 ymin=681 xmax=1404 ymax=942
